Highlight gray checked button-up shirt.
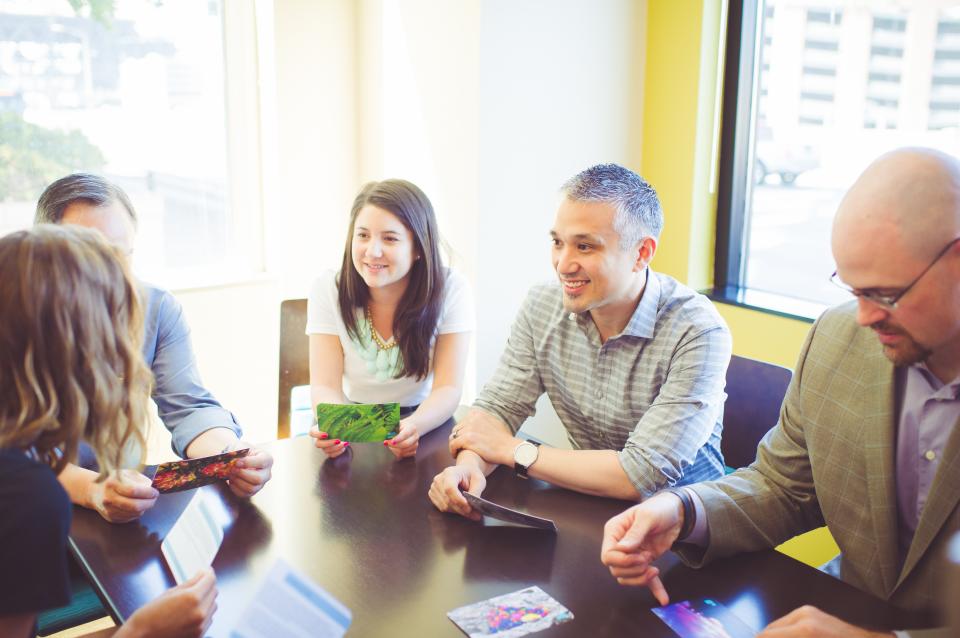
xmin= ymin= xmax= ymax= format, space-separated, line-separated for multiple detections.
xmin=474 ymin=269 xmax=731 ymax=496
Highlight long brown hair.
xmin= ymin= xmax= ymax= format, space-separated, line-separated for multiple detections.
xmin=0 ymin=225 xmax=152 ymax=476
xmin=337 ymin=179 xmax=445 ymax=380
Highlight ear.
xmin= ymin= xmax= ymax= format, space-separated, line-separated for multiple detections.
xmin=633 ymin=236 xmax=657 ymax=272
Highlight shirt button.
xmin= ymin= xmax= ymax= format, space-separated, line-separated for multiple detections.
xmin=924 ymin=450 xmax=936 ymax=461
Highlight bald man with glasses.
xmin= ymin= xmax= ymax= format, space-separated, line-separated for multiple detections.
xmin=600 ymin=148 xmax=960 ymax=638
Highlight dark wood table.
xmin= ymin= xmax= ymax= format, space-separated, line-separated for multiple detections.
xmin=69 ymin=421 xmax=933 ymax=636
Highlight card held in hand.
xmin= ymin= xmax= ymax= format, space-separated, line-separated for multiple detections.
xmin=315 ymin=402 xmax=400 ymax=442
xmin=463 ymin=492 xmax=557 ymax=532
xmin=447 ymin=586 xmax=573 ymax=637
xmin=151 ymin=448 xmax=249 ymax=493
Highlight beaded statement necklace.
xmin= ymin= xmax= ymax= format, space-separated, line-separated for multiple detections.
xmin=354 ymin=304 xmax=402 ymax=381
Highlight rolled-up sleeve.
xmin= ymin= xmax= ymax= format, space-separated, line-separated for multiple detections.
xmin=144 ymin=287 xmax=242 ymax=457
xmin=617 ymin=324 xmax=731 ymax=496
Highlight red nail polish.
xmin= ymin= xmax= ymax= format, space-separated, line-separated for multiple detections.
xmin=390 ymin=440 xmax=397 ymax=446
xmin=333 ymin=439 xmax=340 ymax=445
xmin=320 ymin=432 xmax=329 ymax=439
xmin=383 ymin=440 xmax=388 ymax=446
xmin=343 ymin=441 xmax=350 ymax=447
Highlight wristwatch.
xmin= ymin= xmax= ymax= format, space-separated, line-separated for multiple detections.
xmin=513 ymin=440 xmax=541 ymax=479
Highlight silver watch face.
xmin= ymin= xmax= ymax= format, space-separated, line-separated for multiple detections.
xmin=514 ymin=442 xmax=538 ymax=467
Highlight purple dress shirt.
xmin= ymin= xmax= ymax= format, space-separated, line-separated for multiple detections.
xmin=895 ymin=364 xmax=960 ymax=564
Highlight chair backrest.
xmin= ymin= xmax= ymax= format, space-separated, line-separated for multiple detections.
xmin=721 ymin=354 xmax=793 ymax=469
xmin=278 ymin=298 xmax=309 ymax=439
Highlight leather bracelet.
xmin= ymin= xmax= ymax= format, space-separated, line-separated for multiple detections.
xmin=664 ymin=487 xmax=696 ymax=542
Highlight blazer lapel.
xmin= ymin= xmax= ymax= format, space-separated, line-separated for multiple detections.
xmin=860 ymin=350 xmax=899 ymax=596
xmin=896 ymin=412 xmax=960 ymax=589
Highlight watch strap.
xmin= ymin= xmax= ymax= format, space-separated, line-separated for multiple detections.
xmin=664 ymin=487 xmax=696 ymax=542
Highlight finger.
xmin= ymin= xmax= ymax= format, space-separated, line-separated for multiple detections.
xmin=314 ymin=437 xmax=338 ymax=449
xmin=236 ymin=450 xmax=273 ymax=471
xmin=390 ymin=426 xmax=414 ymax=445
xmin=464 ymin=473 xmax=486 ymax=497
xmin=602 ymin=548 xmax=649 ymax=569
xmin=614 ymin=567 xmax=660 ymax=587
xmin=309 ymin=429 xmax=329 ymax=440
xmin=614 ymin=518 xmax=654 ymax=552
xmin=105 ymin=494 xmax=157 ymax=517
xmin=449 ymin=438 xmax=467 ymax=457
xmin=647 ymin=572 xmax=670 ymax=606
xmin=761 ymin=606 xmax=810 ymax=631
xmin=181 ymin=567 xmax=213 ymax=590
xmin=111 ymin=479 xmax=160 ymax=500
xmin=324 ymin=444 xmax=348 ymax=459
xmin=230 ymin=467 xmax=267 ymax=486
xmin=228 ymin=477 xmax=260 ymax=498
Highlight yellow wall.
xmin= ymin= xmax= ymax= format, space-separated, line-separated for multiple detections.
xmin=643 ymin=0 xmax=838 ymax=567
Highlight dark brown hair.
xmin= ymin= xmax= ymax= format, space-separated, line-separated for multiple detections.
xmin=0 ymin=225 xmax=152 ymax=476
xmin=337 ymin=179 xmax=445 ymax=380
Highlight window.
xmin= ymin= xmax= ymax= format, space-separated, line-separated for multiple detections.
xmin=0 ymin=0 xmax=264 ymax=288
xmin=715 ymin=0 xmax=960 ymax=318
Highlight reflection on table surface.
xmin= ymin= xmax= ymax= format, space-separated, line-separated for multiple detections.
xmin=70 ymin=421 xmax=931 ymax=636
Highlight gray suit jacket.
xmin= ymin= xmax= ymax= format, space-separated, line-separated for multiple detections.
xmin=681 ymin=302 xmax=958 ymax=637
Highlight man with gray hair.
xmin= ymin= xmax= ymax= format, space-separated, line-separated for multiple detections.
xmin=429 ymin=163 xmax=730 ymax=516
xmin=36 ymin=173 xmax=273 ymax=523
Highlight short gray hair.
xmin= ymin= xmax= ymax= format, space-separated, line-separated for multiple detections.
xmin=35 ymin=173 xmax=137 ymax=227
xmin=560 ymin=163 xmax=663 ymax=248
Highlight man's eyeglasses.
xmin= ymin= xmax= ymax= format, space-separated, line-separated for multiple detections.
xmin=830 ymin=236 xmax=960 ymax=310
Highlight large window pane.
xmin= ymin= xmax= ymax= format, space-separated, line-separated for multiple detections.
xmin=0 ymin=0 xmax=253 ymax=285
xmin=736 ymin=0 xmax=960 ymax=310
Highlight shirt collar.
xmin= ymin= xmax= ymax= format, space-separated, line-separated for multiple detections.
xmin=909 ymin=362 xmax=960 ymax=399
xmin=565 ymin=268 xmax=660 ymax=340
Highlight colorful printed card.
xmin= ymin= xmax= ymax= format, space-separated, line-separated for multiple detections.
xmin=151 ymin=448 xmax=249 ymax=493
xmin=447 ymin=586 xmax=573 ymax=637
xmin=315 ymin=402 xmax=400 ymax=442
xmin=463 ymin=492 xmax=557 ymax=532
xmin=652 ymin=598 xmax=758 ymax=638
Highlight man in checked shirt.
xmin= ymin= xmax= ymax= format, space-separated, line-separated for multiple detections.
xmin=429 ymin=163 xmax=731 ymax=517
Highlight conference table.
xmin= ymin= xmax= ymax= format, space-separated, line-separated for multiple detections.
xmin=69 ymin=420 xmax=934 ymax=636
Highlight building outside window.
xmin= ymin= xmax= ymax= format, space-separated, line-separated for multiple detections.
xmin=719 ymin=0 xmax=960 ymax=316
xmin=0 ymin=0 xmax=263 ymax=287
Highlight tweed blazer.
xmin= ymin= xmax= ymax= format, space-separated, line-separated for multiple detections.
xmin=681 ymin=302 xmax=959 ymax=637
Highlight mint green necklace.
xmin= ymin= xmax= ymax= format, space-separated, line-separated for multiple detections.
xmin=354 ymin=304 xmax=402 ymax=381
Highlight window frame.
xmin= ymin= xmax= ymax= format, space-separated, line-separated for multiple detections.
xmin=711 ymin=0 xmax=819 ymax=323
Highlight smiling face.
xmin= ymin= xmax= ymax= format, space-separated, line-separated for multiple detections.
xmin=351 ymin=204 xmax=417 ymax=296
xmin=550 ymin=198 xmax=650 ymax=319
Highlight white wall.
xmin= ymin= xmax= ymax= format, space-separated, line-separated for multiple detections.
xmin=168 ymin=0 xmax=646 ymax=453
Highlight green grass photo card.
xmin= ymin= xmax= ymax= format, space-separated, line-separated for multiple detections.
xmin=315 ymin=402 xmax=401 ymax=442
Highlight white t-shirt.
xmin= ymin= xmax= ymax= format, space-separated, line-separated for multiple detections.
xmin=306 ymin=268 xmax=474 ymax=406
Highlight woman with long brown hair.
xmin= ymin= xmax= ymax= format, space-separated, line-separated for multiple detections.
xmin=307 ymin=179 xmax=473 ymax=459
xmin=0 ymin=225 xmax=217 ymax=638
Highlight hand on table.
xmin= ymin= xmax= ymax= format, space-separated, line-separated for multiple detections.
xmin=227 ymin=444 xmax=273 ymax=498
xmin=310 ymin=427 xmax=350 ymax=458
xmin=758 ymin=605 xmax=895 ymax=637
xmin=89 ymin=470 xmax=159 ymax=524
xmin=447 ymin=417 xmax=516 ymax=465
xmin=428 ymin=462 xmax=487 ymax=521
xmin=385 ymin=417 xmax=419 ymax=459
xmin=119 ymin=568 xmax=218 ymax=638
xmin=600 ymin=492 xmax=686 ymax=605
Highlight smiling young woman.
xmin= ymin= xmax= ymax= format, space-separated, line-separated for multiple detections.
xmin=307 ymin=180 xmax=474 ymax=460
